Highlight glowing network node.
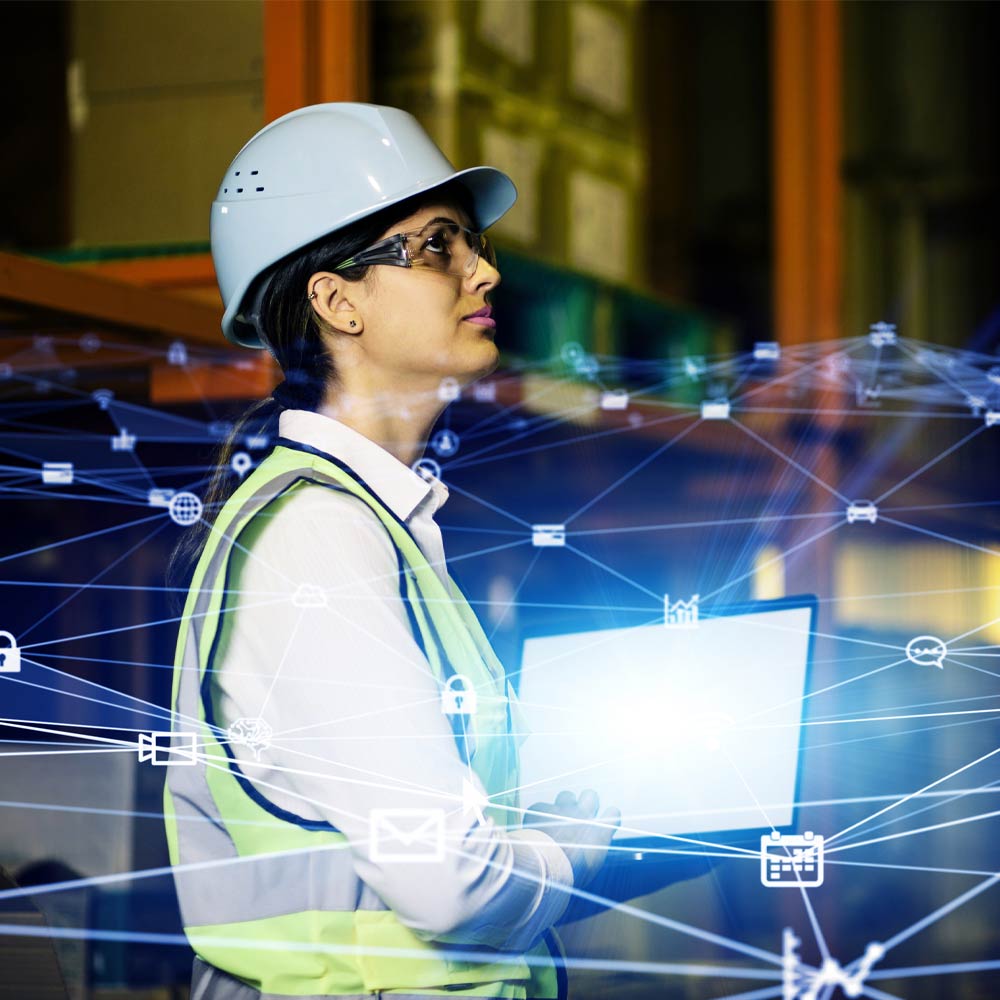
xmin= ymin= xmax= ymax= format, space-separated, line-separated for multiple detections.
xmin=430 ymin=429 xmax=460 ymax=457
xmin=664 ymin=594 xmax=699 ymax=628
xmin=227 ymin=716 xmax=273 ymax=760
xmin=905 ymin=634 xmax=948 ymax=669
xmin=845 ymin=500 xmax=878 ymax=524
xmin=868 ymin=321 xmax=897 ymax=348
xmin=761 ymin=831 xmax=824 ymax=888
xmin=168 ymin=491 xmax=203 ymax=527
xmin=754 ymin=341 xmax=781 ymax=362
xmin=985 ymin=409 xmax=1000 ymax=428
xmin=208 ymin=420 xmax=234 ymax=440
xmin=138 ymin=731 xmax=197 ymax=766
xmin=167 ymin=341 xmax=188 ymax=366
xmin=683 ymin=355 xmax=707 ymax=380
xmin=41 ymin=461 xmax=73 ymax=485
xmin=110 ymin=428 xmax=136 ymax=451
xmin=79 ymin=332 xmax=101 ymax=353
xmin=370 ymin=808 xmax=445 ymax=863
xmin=437 ymin=376 xmax=460 ymax=403
xmin=291 ymin=583 xmax=328 ymax=608
xmin=441 ymin=674 xmax=477 ymax=715
xmin=781 ymin=928 xmax=884 ymax=1000
xmin=231 ymin=451 xmax=252 ymax=478
xmin=472 ymin=381 xmax=496 ymax=403
xmin=600 ymin=389 xmax=629 ymax=411
xmin=531 ymin=524 xmax=565 ymax=547
xmin=92 ymin=388 xmax=114 ymax=409
xmin=462 ymin=777 xmax=489 ymax=824
xmin=147 ymin=487 xmax=175 ymax=508
xmin=412 ymin=457 xmax=442 ymax=483
xmin=245 ymin=432 xmax=271 ymax=450
xmin=560 ymin=342 xmax=585 ymax=366
xmin=0 ymin=631 xmax=21 ymax=674
xmin=700 ymin=399 xmax=731 ymax=420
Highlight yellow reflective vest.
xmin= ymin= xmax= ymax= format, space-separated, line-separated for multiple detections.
xmin=164 ymin=440 xmax=565 ymax=999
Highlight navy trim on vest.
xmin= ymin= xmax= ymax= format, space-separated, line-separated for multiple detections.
xmin=273 ymin=438 xmax=476 ymax=761
xmin=200 ymin=479 xmax=343 ymax=833
xmin=201 ymin=475 xmax=441 ymax=829
xmin=198 ymin=457 xmax=475 ymax=829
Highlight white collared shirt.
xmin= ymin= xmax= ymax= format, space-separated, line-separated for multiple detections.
xmin=211 ymin=408 xmax=573 ymax=950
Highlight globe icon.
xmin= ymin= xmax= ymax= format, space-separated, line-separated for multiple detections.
xmin=168 ymin=491 xmax=203 ymax=527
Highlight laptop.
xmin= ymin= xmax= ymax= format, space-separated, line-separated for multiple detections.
xmin=515 ymin=595 xmax=817 ymax=852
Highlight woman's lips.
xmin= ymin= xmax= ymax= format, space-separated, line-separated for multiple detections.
xmin=463 ymin=316 xmax=497 ymax=328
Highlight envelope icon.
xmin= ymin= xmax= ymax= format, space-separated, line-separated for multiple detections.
xmin=370 ymin=808 xmax=445 ymax=863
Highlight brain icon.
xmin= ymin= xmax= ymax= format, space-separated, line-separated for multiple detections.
xmin=227 ymin=717 xmax=274 ymax=760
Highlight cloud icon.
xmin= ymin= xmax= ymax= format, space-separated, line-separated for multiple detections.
xmin=292 ymin=583 xmax=328 ymax=608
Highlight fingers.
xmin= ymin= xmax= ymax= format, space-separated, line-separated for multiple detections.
xmin=577 ymin=788 xmax=600 ymax=817
xmin=554 ymin=790 xmax=577 ymax=810
xmin=603 ymin=806 xmax=622 ymax=829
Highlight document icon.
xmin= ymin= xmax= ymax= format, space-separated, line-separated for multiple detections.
xmin=138 ymin=731 xmax=197 ymax=766
xmin=370 ymin=808 xmax=445 ymax=863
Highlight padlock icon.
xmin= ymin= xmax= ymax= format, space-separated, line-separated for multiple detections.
xmin=0 ymin=631 xmax=21 ymax=674
xmin=441 ymin=674 xmax=477 ymax=716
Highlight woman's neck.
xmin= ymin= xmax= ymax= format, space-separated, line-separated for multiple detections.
xmin=316 ymin=388 xmax=444 ymax=468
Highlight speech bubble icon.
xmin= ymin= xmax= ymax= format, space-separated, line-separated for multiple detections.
xmin=905 ymin=635 xmax=947 ymax=669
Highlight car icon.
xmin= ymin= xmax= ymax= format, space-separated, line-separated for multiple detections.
xmin=846 ymin=500 xmax=878 ymax=524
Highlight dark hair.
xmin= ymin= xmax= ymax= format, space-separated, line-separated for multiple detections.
xmin=166 ymin=184 xmax=476 ymax=609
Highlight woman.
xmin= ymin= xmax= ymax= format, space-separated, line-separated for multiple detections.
xmin=165 ymin=103 xmax=619 ymax=1000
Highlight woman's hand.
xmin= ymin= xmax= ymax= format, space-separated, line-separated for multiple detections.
xmin=523 ymin=789 xmax=621 ymax=888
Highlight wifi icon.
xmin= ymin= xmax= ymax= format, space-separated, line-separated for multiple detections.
xmin=92 ymin=388 xmax=114 ymax=410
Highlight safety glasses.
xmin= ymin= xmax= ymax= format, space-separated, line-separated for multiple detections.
xmin=332 ymin=218 xmax=496 ymax=278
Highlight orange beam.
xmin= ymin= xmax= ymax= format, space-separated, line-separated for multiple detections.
xmin=772 ymin=0 xmax=842 ymax=346
xmin=813 ymin=0 xmax=842 ymax=345
xmin=264 ymin=0 xmax=368 ymax=124
xmin=76 ymin=253 xmax=216 ymax=290
xmin=151 ymin=355 xmax=280 ymax=404
xmin=0 ymin=251 xmax=222 ymax=344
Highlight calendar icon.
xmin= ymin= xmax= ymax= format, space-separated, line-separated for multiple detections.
xmin=760 ymin=831 xmax=824 ymax=888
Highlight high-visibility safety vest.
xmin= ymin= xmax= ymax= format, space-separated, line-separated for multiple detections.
xmin=164 ymin=439 xmax=566 ymax=1000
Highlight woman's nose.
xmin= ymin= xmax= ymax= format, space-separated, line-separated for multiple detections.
xmin=468 ymin=253 xmax=501 ymax=293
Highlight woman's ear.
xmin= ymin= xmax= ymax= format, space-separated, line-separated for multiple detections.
xmin=307 ymin=272 xmax=363 ymax=334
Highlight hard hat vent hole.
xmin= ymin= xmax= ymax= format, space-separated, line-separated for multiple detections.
xmin=256 ymin=187 xmax=264 ymax=192
xmin=223 ymin=188 xmax=228 ymax=193
xmin=251 ymin=170 xmax=259 ymax=176
xmin=236 ymin=188 xmax=244 ymax=193
xmin=235 ymin=171 xmax=241 ymax=176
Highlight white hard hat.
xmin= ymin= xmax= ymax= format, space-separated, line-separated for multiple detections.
xmin=211 ymin=103 xmax=518 ymax=349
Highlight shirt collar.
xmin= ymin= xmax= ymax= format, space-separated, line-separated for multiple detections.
xmin=277 ymin=409 xmax=448 ymax=523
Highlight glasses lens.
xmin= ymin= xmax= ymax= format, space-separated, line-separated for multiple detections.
xmin=412 ymin=223 xmax=493 ymax=276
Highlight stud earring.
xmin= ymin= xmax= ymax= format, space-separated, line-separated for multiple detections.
xmin=307 ymin=291 xmax=317 ymax=301
xmin=350 ymin=320 xmax=357 ymax=328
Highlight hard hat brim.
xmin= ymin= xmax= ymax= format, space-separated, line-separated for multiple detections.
xmin=223 ymin=164 xmax=517 ymax=350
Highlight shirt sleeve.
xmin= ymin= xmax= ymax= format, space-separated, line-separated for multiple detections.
xmin=212 ymin=482 xmax=574 ymax=951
